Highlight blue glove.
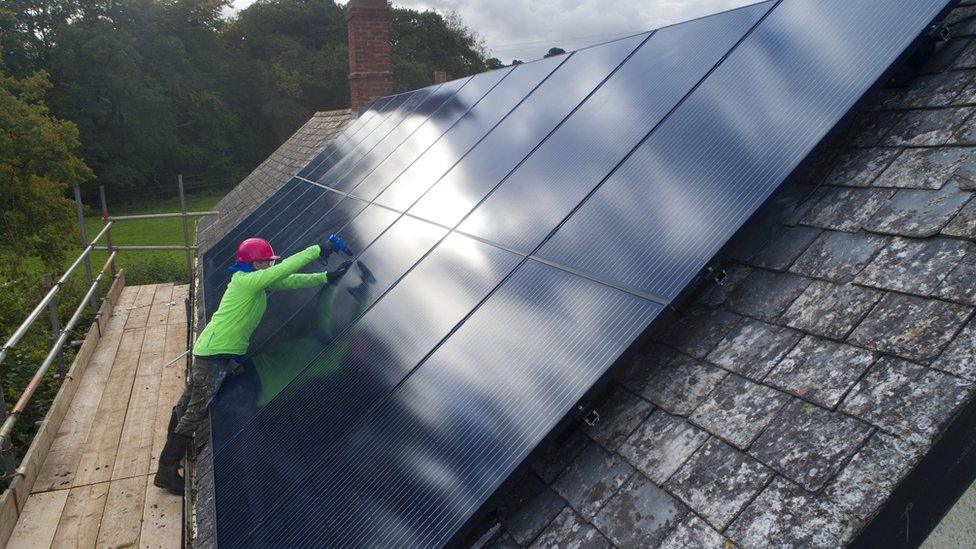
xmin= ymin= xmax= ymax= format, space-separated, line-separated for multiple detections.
xmin=329 ymin=234 xmax=353 ymax=256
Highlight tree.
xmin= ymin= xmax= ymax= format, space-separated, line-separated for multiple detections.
xmin=0 ymin=68 xmax=90 ymax=269
xmin=485 ymin=57 xmax=504 ymax=70
xmin=390 ymin=8 xmax=487 ymax=91
xmin=544 ymin=47 xmax=566 ymax=58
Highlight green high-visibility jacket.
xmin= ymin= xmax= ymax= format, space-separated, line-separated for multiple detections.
xmin=194 ymin=245 xmax=327 ymax=357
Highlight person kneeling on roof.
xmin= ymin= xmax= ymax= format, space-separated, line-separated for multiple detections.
xmin=153 ymin=237 xmax=351 ymax=496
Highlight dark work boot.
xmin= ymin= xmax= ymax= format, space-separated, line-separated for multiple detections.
xmin=154 ymin=430 xmax=191 ymax=496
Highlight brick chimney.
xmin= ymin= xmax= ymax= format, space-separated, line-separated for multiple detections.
xmin=346 ymin=0 xmax=393 ymax=110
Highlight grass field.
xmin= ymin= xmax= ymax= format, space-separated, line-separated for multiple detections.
xmin=82 ymin=191 xmax=226 ymax=285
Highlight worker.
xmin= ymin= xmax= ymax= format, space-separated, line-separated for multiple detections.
xmin=153 ymin=236 xmax=350 ymax=496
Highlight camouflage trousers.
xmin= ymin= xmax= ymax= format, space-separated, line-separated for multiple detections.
xmin=174 ymin=355 xmax=238 ymax=436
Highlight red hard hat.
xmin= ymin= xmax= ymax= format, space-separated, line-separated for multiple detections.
xmin=236 ymin=238 xmax=280 ymax=263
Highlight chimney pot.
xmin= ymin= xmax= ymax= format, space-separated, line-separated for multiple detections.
xmin=434 ymin=71 xmax=448 ymax=84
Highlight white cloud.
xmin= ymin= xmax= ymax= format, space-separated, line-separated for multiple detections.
xmin=228 ymin=0 xmax=760 ymax=63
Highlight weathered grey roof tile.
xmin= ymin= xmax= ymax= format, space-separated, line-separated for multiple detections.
xmin=746 ymin=225 xmax=821 ymax=271
xmin=531 ymin=428 xmax=591 ymax=484
xmin=591 ymin=475 xmax=687 ymax=547
xmin=841 ymin=357 xmax=973 ymax=444
xmin=887 ymin=71 xmax=971 ymax=108
xmin=790 ymin=230 xmax=887 ymax=284
xmin=706 ymin=318 xmax=802 ymax=381
xmin=497 ymin=474 xmax=566 ymax=545
xmin=726 ymin=270 xmax=811 ymax=322
xmin=764 ymin=336 xmax=877 ymax=409
xmin=936 ymin=245 xmax=976 ymax=305
xmin=926 ymin=38 xmax=972 ymax=73
xmin=552 ymin=443 xmax=634 ymax=519
xmin=822 ymin=433 xmax=923 ymax=521
xmin=823 ymin=147 xmax=900 ymax=187
xmin=627 ymin=348 xmax=728 ymax=416
xmin=943 ymin=196 xmax=976 ymax=237
xmin=486 ymin=531 xmax=520 ymax=548
xmin=695 ymin=264 xmax=751 ymax=307
xmin=873 ymin=146 xmax=972 ymax=190
xmin=750 ymin=400 xmax=872 ymax=491
xmin=884 ymin=107 xmax=973 ymax=146
xmin=781 ymin=280 xmax=883 ymax=340
xmin=689 ymin=374 xmax=790 ymax=449
xmin=664 ymin=438 xmax=773 ymax=531
xmin=618 ymin=410 xmax=709 ymax=485
xmin=843 ymin=111 xmax=899 ymax=146
xmin=932 ymin=318 xmax=976 ymax=380
xmin=658 ymin=513 xmax=731 ymax=549
xmin=583 ymin=387 xmax=654 ymax=452
xmin=726 ymin=477 xmax=851 ymax=549
xmin=863 ymin=183 xmax=973 ymax=237
xmin=848 ymin=293 xmax=972 ymax=361
xmin=855 ymin=237 xmax=970 ymax=295
xmin=801 ymin=187 xmax=896 ymax=232
xmin=529 ymin=507 xmax=610 ymax=549
xmin=652 ymin=306 xmax=741 ymax=359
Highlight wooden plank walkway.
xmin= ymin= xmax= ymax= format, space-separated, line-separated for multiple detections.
xmin=7 ymin=284 xmax=189 ymax=549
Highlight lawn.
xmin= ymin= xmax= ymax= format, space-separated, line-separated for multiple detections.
xmin=82 ymin=191 xmax=226 ymax=286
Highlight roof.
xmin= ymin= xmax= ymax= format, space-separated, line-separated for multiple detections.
xmin=196 ymin=109 xmax=354 ymax=253
xmin=478 ymin=5 xmax=976 ymax=548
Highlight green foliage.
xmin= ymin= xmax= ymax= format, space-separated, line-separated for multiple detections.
xmin=545 ymin=47 xmax=566 ymax=58
xmin=0 ymin=68 xmax=90 ymax=270
xmin=390 ymin=8 xmax=487 ymax=91
xmin=0 ymin=0 xmax=490 ymax=197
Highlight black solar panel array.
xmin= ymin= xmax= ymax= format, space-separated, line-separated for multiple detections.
xmin=200 ymin=0 xmax=955 ymax=546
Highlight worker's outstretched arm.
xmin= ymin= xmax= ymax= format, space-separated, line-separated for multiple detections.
xmin=268 ymin=272 xmax=329 ymax=291
xmin=237 ymin=245 xmax=322 ymax=291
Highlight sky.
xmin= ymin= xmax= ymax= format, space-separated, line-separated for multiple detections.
xmin=227 ymin=0 xmax=759 ymax=63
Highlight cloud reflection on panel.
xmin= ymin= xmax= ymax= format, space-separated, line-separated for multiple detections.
xmin=240 ymin=260 xmax=663 ymax=547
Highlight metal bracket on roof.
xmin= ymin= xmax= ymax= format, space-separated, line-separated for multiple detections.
xmin=583 ymin=410 xmax=601 ymax=427
xmin=926 ymin=23 xmax=951 ymax=42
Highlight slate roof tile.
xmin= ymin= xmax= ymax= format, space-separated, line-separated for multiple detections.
xmin=664 ymin=438 xmax=773 ymax=530
xmin=624 ymin=348 xmax=727 ymax=416
xmin=531 ymin=428 xmax=591 ymax=484
xmin=886 ymin=70 xmax=971 ymax=108
xmin=873 ymin=146 xmax=972 ymax=189
xmin=781 ymin=280 xmax=883 ymax=340
xmin=855 ymin=236 xmax=970 ymax=295
xmin=764 ymin=336 xmax=877 ymax=409
xmin=935 ymin=246 xmax=976 ymax=306
xmin=823 ymin=147 xmax=900 ymax=187
xmin=863 ymin=183 xmax=973 ymax=237
xmin=591 ymin=475 xmax=687 ymax=547
xmin=843 ymin=111 xmax=898 ymax=146
xmin=689 ymin=374 xmax=790 ymax=449
xmin=695 ymin=264 xmax=752 ymax=307
xmin=926 ymin=38 xmax=972 ymax=73
xmin=726 ymin=477 xmax=851 ymax=549
xmin=553 ymin=443 xmax=634 ymax=519
xmin=705 ymin=318 xmax=802 ymax=381
xmin=789 ymin=230 xmax=887 ymax=284
xmin=841 ymin=357 xmax=973 ymax=444
xmin=652 ymin=306 xmax=741 ymax=359
xmin=848 ymin=293 xmax=972 ymax=361
xmin=529 ymin=507 xmax=610 ymax=549
xmin=883 ymin=107 xmax=974 ymax=146
xmin=658 ymin=513 xmax=731 ymax=549
xmin=583 ymin=387 xmax=654 ymax=452
xmin=726 ymin=270 xmax=811 ymax=322
xmin=801 ymin=186 xmax=896 ymax=232
xmin=497 ymin=474 xmax=566 ymax=545
xmin=822 ymin=433 xmax=924 ymax=521
xmin=932 ymin=318 xmax=976 ymax=380
xmin=943 ymin=196 xmax=976 ymax=237
xmin=618 ymin=410 xmax=709 ymax=485
xmin=746 ymin=226 xmax=821 ymax=271
xmin=750 ymin=399 xmax=873 ymax=491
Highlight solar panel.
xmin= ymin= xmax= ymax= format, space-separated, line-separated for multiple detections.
xmin=205 ymin=0 xmax=956 ymax=545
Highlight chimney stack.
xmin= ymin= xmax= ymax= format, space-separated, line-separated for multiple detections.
xmin=346 ymin=0 xmax=393 ymax=110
